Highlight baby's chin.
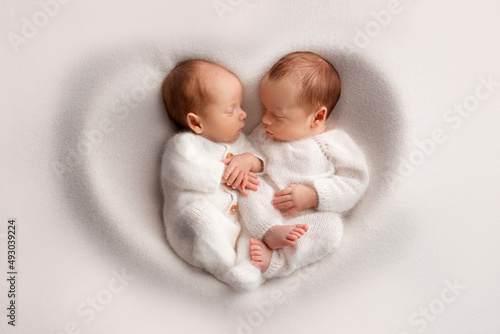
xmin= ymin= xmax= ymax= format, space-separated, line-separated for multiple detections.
xmin=230 ymin=133 xmax=241 ymax=142
xmin=203 ymin=132 xmax=241 ymax=143
xmin=221 ymin=133 xmax=241 ymax=143
xmin=265 ymin=131 xmax=283 ymax=141
xmin=268 ymin=134 xmax=294 ymax=142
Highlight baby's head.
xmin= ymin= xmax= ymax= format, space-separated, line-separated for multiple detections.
xmin=260 ymin=51 xmax=341 ymax=141
xmin=162 ymin=60 xmax=247 ymax=143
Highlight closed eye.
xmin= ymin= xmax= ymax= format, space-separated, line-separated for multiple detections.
xmin=264 ymin=106 xmax=284 ymax=119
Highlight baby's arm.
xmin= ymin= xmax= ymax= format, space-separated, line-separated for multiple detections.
xmin=273 ymin=131 xmax=369 ymax=215
xmin=222 ymin=153 xmax=263 ymax=196
xmin=312 ymin=133 xmax=369 ymax=213
xmin=163 ymin=133 xmax=226 ymax=193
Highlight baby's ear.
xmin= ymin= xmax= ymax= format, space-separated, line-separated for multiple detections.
xmin=186 ymin=112 xmax=204 ymax=134
xmin=312 ymin=106 xmax=327 ymax=127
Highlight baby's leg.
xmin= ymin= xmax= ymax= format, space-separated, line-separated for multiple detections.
xmin=262 ymin=212 xmax=344 ymax=279
xmin=168 ymin=201 xmax=240 ymax=285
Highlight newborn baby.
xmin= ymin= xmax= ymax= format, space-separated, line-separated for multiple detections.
xmin=160 ymin=59 xmax=262 ymax=290
xmin=239 ymin=51 xmax=370 ymax=279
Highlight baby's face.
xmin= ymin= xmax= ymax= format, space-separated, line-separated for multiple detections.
xmin=260 ymin=78 xmax=318 ymax=141
xmin=198 ymin=70 xmax=247 ymax=143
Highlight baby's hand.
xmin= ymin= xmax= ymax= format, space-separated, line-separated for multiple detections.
xmin=222 ymin=154 xmax=260 ymax=196
xmin=272 ymin=184 xmax=319 ymax=216
xmin=237 ymin=172 xmax=259 ymax=197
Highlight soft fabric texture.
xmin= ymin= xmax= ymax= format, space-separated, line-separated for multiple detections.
xmin=161 ymin=132 xmax=262 ymax=290
xmin=47 ymin=41 xmax=405 ymax=303
xmin=4 ymin=1 xmax=500 ymax=333
xmin=239 ymin=124 xmax=369 ymax=278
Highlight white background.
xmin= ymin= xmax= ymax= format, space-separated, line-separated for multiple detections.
xmin=1 ymin=0 xmax=500 ymax=333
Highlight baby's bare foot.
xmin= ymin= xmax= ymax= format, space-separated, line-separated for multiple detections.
xmin=262 ymin=224 xmax=308 ymax=250
xmin=250 ymin=238 xmax=272 ymax=272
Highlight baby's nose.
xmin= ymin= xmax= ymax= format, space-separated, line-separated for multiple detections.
xmin=240 ymin=109 xmax=247 ymax=120
xmin=262 ymin=111 xmax=271 ymax=124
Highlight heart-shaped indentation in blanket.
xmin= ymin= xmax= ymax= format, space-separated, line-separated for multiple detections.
xmin=54 ymin=43 xmax=404 ymax=300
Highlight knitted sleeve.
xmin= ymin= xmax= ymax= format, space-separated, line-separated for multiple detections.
xmin=312 ymin=131 xmax=370 ymax=213
xmin=161 ymin=133 xmax=225 ymax=193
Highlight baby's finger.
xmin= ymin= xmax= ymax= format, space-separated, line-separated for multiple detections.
xmin=245 ymin=182 xmax=258 ymax=191
xmin=232 ymin=173 xmax=244 ymax=189
xmin=248 ymin=172 xmax=259 ymax=179
xmin=237 ymin=185 xmax=249 ymax=197
xmin=226 ymin=168 xmax=240 ymax=185
xmin=273 ymin=201 xmax=293 ymax=210
xmin=274 ymin=187 xmax=293 ymax=197
xmin=223 ymin=164 xmax=236 ymax=180
xmin=282 ymin=207 xmax=299 ymax=216
xmin=247 ymin=175 xmax=260 ymax=186
xmin=272 ymin=194 xmax=293 ymax=204
xmin=241 ymin=174 xmax=248 ymax=190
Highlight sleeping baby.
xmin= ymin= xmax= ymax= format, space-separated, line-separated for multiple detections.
xmin=239 ymin=51 xmax=370 ymax=279
xmin=160 ymin=59 xmax=262 ymax=290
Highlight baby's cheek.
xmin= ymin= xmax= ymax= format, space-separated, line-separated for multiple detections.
xmin=274 ymin=121 xmax=286 ymax=131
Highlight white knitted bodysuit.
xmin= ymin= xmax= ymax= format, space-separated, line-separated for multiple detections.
xmin=161 ymin=132 xmax=262 ymax=289
xmin=239 ymin=124 xmax=370 ymax=279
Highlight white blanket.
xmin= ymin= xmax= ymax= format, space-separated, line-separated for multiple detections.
xmin=2 ymin=0 xmax=500 ymax=333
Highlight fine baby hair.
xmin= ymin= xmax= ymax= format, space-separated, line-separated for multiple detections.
xmin=161 ymin=59 xmax=236 ymax=130
xmin=264 ymin=51 xmax=342 ymax=117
